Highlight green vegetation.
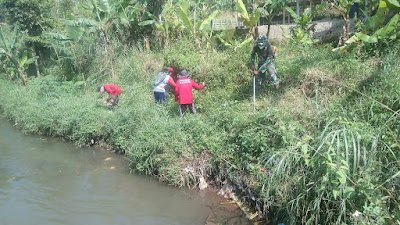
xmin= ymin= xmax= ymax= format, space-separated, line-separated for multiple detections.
xmin=0 ymin=0 xmax=400 ymax=224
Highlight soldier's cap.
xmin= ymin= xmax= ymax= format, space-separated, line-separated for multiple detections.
xmin=178 ymin=70 xmax=190 ymax=78
xmin=257 ymin=35 xmax=268 ymax=45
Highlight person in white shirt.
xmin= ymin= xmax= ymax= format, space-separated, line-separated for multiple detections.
xmin=153 ymin=67 xmax=176 ymax=103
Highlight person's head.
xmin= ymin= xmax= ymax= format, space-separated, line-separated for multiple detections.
xmin=167 ymin=67 xmax=174 ymax=75
xmin=257 ymin=35 xmax=267 ymax=50
xmin=178 ymin=70 xmax=190 ymax=79
xmin=97 ymin=86 xmax=105 ymax=92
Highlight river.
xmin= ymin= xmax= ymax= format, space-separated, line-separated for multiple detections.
xmin=0 ymin=117 xmax=250 ymax=225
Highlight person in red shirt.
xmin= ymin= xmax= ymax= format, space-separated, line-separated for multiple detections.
xmin=98 ymin=84 xmax=122 ymax=106
xmin=174 ymin=70 xmax=205 ymax=117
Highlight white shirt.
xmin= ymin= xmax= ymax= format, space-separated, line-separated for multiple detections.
xmin=153 ymin=75 xmax=171 ymax=93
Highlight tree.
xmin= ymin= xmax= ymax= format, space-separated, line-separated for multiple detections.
xmin=236 ymin=0 xmax=262 ymax=38
xmin=333 ymin=0 xmax=400 ymax=53
xmin=140 ymin=0 xmax=219 ymax=48
xmin=261 ymin=0 xmax=287 ymax=38
xmin=326 ymin=0 xmax=361 ymax=46
xmin=1 ymin=0 xmax=57 ymax=77
xmin=0 ymin=26 xmax=39 ymax=86
xmin=282 ymin=3 xmax=327 ymax=45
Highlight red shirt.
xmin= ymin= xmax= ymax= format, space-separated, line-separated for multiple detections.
xmin=175 ymin=78 xmax=204 ymax=104
xmin=104 ymin=84 xmax=122 ymax=96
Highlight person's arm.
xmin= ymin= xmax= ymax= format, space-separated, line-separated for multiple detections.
xmin=174 ymin=83 xmax=179 ymax=102
xmin=168 ymin=76 xmax=176 ymax=87
xmin=191 ymin=80 xmax=205 ymax=90
xmin=105 ymin=94 xmax=114 ymax=104
xmin=250 ymin=46 xmax=258 ymax=74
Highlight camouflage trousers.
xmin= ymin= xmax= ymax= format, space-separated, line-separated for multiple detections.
xmin=258 ymin=58 xmax=278 ymax=85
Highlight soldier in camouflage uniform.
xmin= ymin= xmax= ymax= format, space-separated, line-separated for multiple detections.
xmin=250 ymin=35 xmax=279 ymax=90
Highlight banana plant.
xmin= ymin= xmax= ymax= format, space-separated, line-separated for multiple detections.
xmin=176 ymin=1 xmax=219 ymax=38
xmin=235 ymin=0 xmax=262 ymax=38
xmin=386 ymin=0 xmax=400 ymax=12
xmin=363 ymin=0 xmax=400 ymax=31
xmin=262 ymin=0 xmax=287 ymax=38
xmin=138 ymin=0 xmax=179 ymax=46
xmin=216 ymin=30 xmax=253 ymax=50
xmin=0 ymin=26 xmax=38 ymax=86
xmin=281 ymin=3 xmax=326 ymax=45
xmin=139 ymin=0 xmax=219 ymax=47
xmin=334 ymin=13 xmax=399 ymax=53
xmin=66 ymin=0 xmax=142 ymax=51
xmin=327 ymin=0 xmax=362 ymax=46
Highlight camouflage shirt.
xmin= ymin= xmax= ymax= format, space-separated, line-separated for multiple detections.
xmin=250 ymin=39 xmax=275 ymax=67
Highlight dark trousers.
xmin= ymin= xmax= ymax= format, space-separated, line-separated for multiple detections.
xmin=179 ymin=103 xmax=196 ymax=117
xmin=111 ymin=95 xmax=119 ymax=106
xmin=154 ymin=92 xmax=167 ymax=104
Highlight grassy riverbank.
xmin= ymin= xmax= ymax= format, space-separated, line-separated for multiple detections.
xmin=1 ymin=40 xmax=399 ymax=224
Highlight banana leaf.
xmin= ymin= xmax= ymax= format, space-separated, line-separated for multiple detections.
xmin=344 ymin=35 xmax=360 ymax=44
xmin=98 ymin=0 xmax=111 ymax=14
xmin=373 ymin=13 xmax=399 ymax=39
xmin=248 ymin=10 xmax=261 ymax=27
xmin=279 ymin=25 xmax=294 ymax=41
xmin=199 ymin=10 xmax=219 ymax=32
xmin=25 ymin=56 xmax=39 ymax=67
xmin=387 ymin=0 xmax=400 ymax=7
xmin=178 ymin=6 xmax=193 ymax=33
xmin=355 ymin=33 xmax=378 ymax=43
xmin=237 ymin=37 xmax=254 ymax=48
xmin=217 ymin=36 xmax=232 ymax=47
xmin=386 ymin=0 xmax=400 ymax=12
xmin=285 ymin=6 xmax=300 ymax=23
xmin=19 ymin=50 xmax=28 ymax=68
xmin=237 ymin=0 xmax=249 ymax=21
xmin=0 ymin=28 xmax=9 ymax=52
xmin=364 ymin=0 xmax=387 ymax=30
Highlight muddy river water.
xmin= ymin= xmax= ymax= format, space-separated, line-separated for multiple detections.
xmin=0 ymin=117 xmax=250 ymax=225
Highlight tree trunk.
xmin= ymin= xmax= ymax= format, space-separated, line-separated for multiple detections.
xmin=99 ymin=27 xmax=110 ymax=53
xmin=338 ymin=17 xmax=350 ymax=47
xmin=1 ymin=65 xmax=12 ymax=80
xmin=267 ymin=15 xmax=272 ymax=38
xmin=5 ymin=53 xmax=27 ymax=86
xmin=32 ymin=45 xmax=40 ymax=77
xmin=344 ymin=17 xmax=350 ymax=42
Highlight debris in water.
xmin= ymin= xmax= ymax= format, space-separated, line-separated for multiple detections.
xmin=199 ymin=176 xmax=208 ymax=190
xmin=104 ymin=157 xmax=112 ymax=161
xmin=109 ymin=166 xmax=115 ymax=170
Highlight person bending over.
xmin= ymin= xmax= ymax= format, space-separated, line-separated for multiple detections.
xmin=98 ymin=84 xmax=122 ymax=106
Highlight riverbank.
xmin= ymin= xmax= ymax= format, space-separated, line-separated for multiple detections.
xmin=1 ymin=40 xmax=399 ymax=224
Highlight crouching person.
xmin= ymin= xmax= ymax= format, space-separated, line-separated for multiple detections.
xmin=98 ymin=84 xmax=122 ymax=106
xmin=174 ymin=70 xmax=205 ymax=117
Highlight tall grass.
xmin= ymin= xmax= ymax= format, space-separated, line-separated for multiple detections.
xmin=0 ymin=39 xmax=399 ymax=224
